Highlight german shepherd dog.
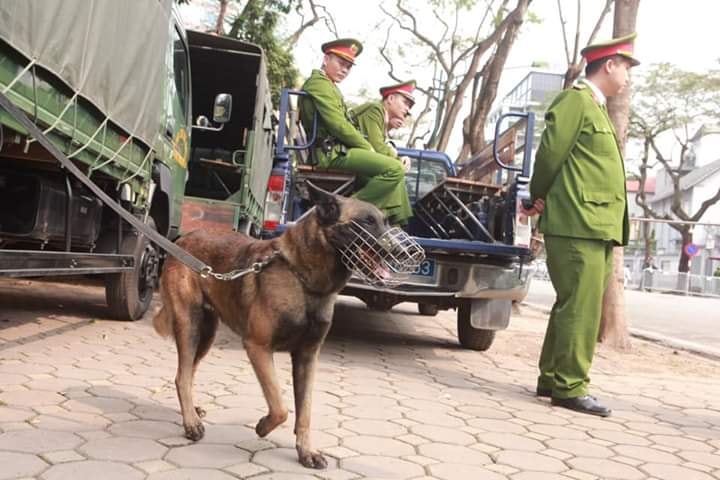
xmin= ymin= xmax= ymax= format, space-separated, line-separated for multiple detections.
xmin=153 ymin=183 xmax=390 ymax=469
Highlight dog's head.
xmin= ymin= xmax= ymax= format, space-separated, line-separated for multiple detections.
xmin=306 ymin=181 xmax=388 ymax=245
xmin=306 ymin=182 xmax=424 ymax=286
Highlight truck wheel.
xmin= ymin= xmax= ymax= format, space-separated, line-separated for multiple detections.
xmin=418 ymin=303 xmax=439 ymax=316
xmin=105 ymin=220 xmax=160 ymax=321
xmin=456 ymin=300 xmax=496 ymax=351
xmin=364 ymin=294 xmax=397 ymax=312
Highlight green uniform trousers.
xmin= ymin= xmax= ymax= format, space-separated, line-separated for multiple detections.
xmin=537 ymin=235 xmax=614 ymax=399
xmin=329 ymin=147 xmax=413 ymax=224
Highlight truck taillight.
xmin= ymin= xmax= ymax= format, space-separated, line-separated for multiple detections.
xmin=263 ymin=174 xmax=286 ymax=231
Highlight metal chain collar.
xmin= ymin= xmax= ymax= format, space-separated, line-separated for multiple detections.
xmin=200 ymin=250 xmax=282 ymax=281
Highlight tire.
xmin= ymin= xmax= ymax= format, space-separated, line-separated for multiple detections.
xmin=365 ymin=294 xmax=397 ymax=312
xmin=105 ymin=219 xmax=160 ymax=321
xmin=418 ymin=303 xmax=439 ymax=316
xmin=456 ymin=300 xmax=497 ymax=351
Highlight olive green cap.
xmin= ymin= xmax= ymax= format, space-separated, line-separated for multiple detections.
xmin=321 ymin=38 xmax=363 ymax=65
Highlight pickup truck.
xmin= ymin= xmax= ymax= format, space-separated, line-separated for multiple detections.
xmin=262 ymin=89 xmax=536 ymax=351
xmin=0 ymin=0 xmax=273 ymax=320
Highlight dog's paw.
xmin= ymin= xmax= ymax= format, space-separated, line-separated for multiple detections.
xmin=184 ymin=421 xmax=205 ymax=441
xmin=255 ymin=411 xmax=287 ymax=437
xmin=297 ymin=448 xmax=328 ymax=469
xmin=195 ymin=406 xmax=207 ymax=418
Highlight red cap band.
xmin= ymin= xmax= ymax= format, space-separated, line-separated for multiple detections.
xmin=583 ymin=42 xmax=634 ymax=63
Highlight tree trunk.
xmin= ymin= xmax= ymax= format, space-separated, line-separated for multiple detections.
xmin=214 ymin=0 xmax=229 ymax=34
xmin=598 ymin=0 xmax=640 ymax=350
xmin=678 ymin=228 xmax=692 ymax=273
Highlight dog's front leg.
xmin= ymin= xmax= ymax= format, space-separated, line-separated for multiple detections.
xmin=291 ymin=340 xmax=329 ymax=469
xmin=244 ymin=342 xmax=289 ymax=437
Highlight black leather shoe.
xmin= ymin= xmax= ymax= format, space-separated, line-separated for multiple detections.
xmin=551 ymin=395 xmax=611 ymax=417
xmin=536 ymin=387 xmax=552 ymax=398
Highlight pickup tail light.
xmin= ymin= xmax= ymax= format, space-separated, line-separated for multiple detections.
xmin=263 ymin=174 xmax=286 ymax=231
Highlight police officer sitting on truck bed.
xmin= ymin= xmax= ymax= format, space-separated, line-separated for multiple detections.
xmin=299 ymin=38 xmax=412 ymax=226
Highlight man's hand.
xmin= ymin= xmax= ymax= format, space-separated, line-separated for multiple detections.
xmin=399 ymin=155 xmax=412 ymax=172
xmin=520 ymin=198 xmax=545 ymax=216
xmin=388 ymin=117 xmax=404 ymax=130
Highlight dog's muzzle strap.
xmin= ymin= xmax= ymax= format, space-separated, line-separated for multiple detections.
xmin=202 ymin=250 xmax=281 ymax=281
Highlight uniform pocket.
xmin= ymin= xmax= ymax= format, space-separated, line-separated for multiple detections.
xmin=582 ymin=190 xmax=621 ymax=226
xmin=591 ymin=123 xmax=617 ymax=155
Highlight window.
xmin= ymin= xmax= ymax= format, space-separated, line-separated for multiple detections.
xmin=166 ymin=26 xmax=190 ymax=129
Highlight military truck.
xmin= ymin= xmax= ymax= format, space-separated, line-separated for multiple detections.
xmin=0 ymin=1 xmax=273 ymax=319
xmin=266 ymin=89 xmax=536 ymax=351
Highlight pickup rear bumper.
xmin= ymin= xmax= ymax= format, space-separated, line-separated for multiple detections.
xmin=345 ymin=257 xmax=535 ymax=302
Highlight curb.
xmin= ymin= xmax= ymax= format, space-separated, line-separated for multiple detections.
xmin=520 ymin=301 xmax=720 ymax=361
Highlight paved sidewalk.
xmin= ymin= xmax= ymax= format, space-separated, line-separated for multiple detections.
xmin=1 ymin=279 xmax=719 ymax=479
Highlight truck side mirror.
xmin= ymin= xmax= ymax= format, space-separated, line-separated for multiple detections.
xmin=213 ymin=93 xmax=232 ymax=124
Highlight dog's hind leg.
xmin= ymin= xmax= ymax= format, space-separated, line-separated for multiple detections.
xmin=244 ymin=341 xmax=289 ymax=438
xmin=191 ymin=304 xmax=220 ymax=419
xmin=290 ymin=320 xmax=332 ymax=469
xmin=173 ymin=302 xmax=207 ymax=441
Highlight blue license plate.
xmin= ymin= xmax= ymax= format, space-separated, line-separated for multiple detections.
xmin=413 ymin=259 xmax=435 ymax=278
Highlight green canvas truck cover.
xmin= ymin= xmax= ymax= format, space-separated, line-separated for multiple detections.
xmin=0 ymin=0 xmax=173 ymax=149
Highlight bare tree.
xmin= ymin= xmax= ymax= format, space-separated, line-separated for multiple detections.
xmin=286 ymin=0 xmax=337 ymax=46
xmin=379 ymin=0 xmax=531 ymax=158
xmin=214 ymin=0 xmax=231 ymax=34
xmin=631 ymin=64 xmax=720 ymax=273
xmin=598 ymin=0 xmax=640 ymax=350
xmin=558 ymin=0 xmax=614 ymax=88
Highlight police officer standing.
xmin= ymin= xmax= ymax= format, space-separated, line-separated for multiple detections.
xmin=350 ymin=80 xmax=417 ymax=223
xmin=299 ymin=39 xmax=412 ymax=225
xmin=525 ymin=33 xmax=640 ymax=417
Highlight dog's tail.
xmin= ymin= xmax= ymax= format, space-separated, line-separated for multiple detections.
xmin=152 ymin=306 xmax=174 ymax=338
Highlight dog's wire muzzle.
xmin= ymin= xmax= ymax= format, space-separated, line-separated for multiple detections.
xmin=340 ymin=221 xmax=425 ymax=287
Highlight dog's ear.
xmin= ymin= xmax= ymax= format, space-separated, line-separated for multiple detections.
xmin=307 ymin=181 xmax=340 ymax=225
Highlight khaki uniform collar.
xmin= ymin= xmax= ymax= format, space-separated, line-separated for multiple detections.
xmin=580 ymin=78 xmax=606 ymax=106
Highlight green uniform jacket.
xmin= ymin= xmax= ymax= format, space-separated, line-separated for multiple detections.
xmin=350 ymin=101 xmax=397 ymax=158
xmin=530 ymin=85 xmax=629 ymax=245
xmin=299 ymin=69 xmax=373 ymax=167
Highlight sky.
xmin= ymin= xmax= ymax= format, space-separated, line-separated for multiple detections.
xmin=178 ymin=0 xmax=720 ymax=158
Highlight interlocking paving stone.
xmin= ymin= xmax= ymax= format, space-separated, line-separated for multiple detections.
xmin=677 ymin=452 xmax=720 ymax=469
xmin=568 ymin=457 xmax=645 ymax=479
xmin=341 ymin=455 xmax=425 ymax=479
xmin=0 ymin=451 xmax=48 ymax=479
xmin=482 ymin=432 xmax=546 ymax=452
xmin=0 ymin=390 xmax=65 ymax=407
xmin=410 ymin=424 xmax=476 ymax=445
xmin=548 ymin=439 xmax=614 ymax=458
xmin=134 ymin=460 xmax=175 ymax=474
xmin=0 ymin=407 xmax=34 ymax=422
xmin=612 ymin=445 xmax=681 ymax=464
xmin=164 ymin=443 xmax=250 ymax=468
xmin=512 ymin=473 xmax=573 ymax=480
xmin=590 ymin=429 xmax=652 ymax=446
xmin=495 ymin=450 xmax=567 ymax=473
xmin=417 ymin=443 xmax=491 ymax=465
xmin=343 ymin=419 xmax=408 ymax=437
xmin=0 ymin=429 xmax=82 ymax=453
xmin=341 ymin=435 xmax=415 ymax=456
xmin=41 ymin=450 xmax=85 ymax=464
xmin=79 ymin=436 xmax=167 ymax=462
xmin=641 ymin=463 xmax=717 ymax=480
xmin=429 ymin=463 xmax=509 ymax=480
xmin=41 ymin=460 xmax=145 ymax=480
xmin=145 ymin=468 xmax=239 ymax=480
xmin=648 ymin=435 xmax=714 ymax=452
xmin=109 ymin=420 xmax=182 ymax=439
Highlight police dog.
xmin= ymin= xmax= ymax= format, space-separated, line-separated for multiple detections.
xmin=153 ymin=183 xmax=389 ymax=469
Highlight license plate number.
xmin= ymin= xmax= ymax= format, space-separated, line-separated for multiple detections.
xmin=413 ymin=259 xmax=435 ymax=278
